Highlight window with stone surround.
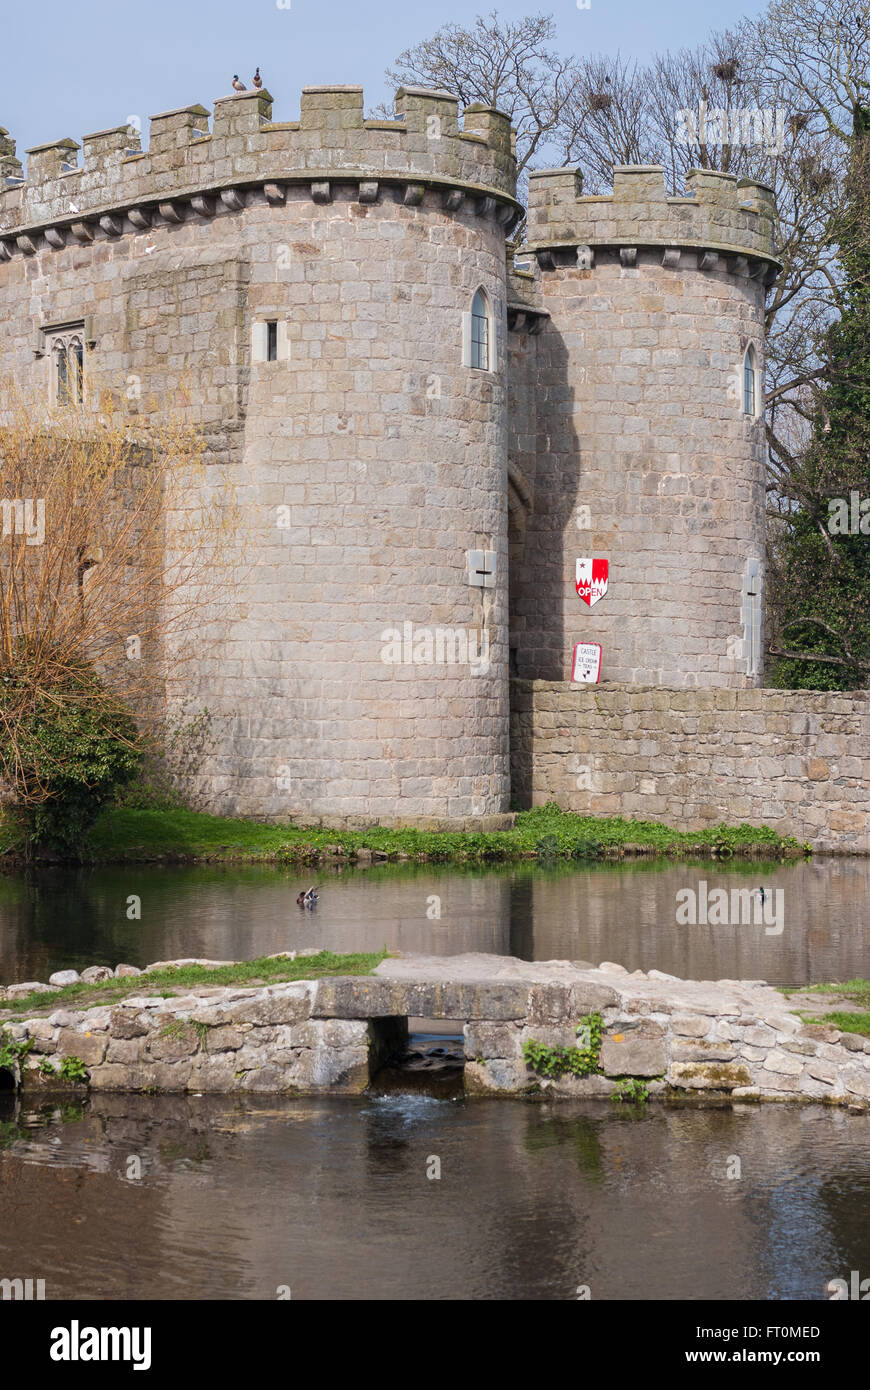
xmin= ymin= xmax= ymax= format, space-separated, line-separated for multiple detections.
xmin=252 ymin=319 xmax=288 ymax=363
xmin=743 ymin=344 xmax=758 ymax=417
xmin=463 ymin=288 xmax=495 ymax=372
xmin=46 ymin=325 xmax=85 ymax=408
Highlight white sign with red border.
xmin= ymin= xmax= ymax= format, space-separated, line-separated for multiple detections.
xmin=572 ymin=642 xmax=603 ymax=684
xmin=575 ymin=557 xmax=609 ymax=607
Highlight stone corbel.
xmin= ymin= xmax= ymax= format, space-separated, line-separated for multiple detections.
xmin=577 ymin=245 xmax=594 ymax=269
xmin=45 ymin=227 xmax=66 ymax=249
xmin=619 ymin=247 xmax=637 ymax=267
xmin=99 ymin=214 xmax=124 ymax=237
xmin=16 ymin=234 xmax=37 ymax=255
xmin=662 ymin=247 xmax=681 ymax=268
xmin=0 ymin=240 xmax=12 ymax=261
xmin=478 ymin=195 xmax=497 ymax=218
xmin=358 ymin=181 xmax=379 ymax=204
xmin=70 ymin=221 xmax=94 ymax=243
xmin=536 ymin=249 xmax=555 ymax=271
xmin=190 ymin=195 xmax=215 ymax=217
xmin=310 ymin=181 xmax=332 ymax=204
xmin=443 ymin=188 xmax=463 ymax=212
xmin=220 ymin=188 xmax=247 ymax=211
xmin=128 ymin=207 xmax=152 ymax=229
xmin=158 ymin=201 xmax=183 ymax=224
xmin=263 ymin=184 xmax=285 ymax=205
xmin=699 ymin=251 xmax=719 ymax=271
xmin=403 ymin=183 xmax=426 ymax=207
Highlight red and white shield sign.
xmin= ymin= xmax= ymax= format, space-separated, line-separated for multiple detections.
xmin=575 ymin=558 xmax=609 ymax=606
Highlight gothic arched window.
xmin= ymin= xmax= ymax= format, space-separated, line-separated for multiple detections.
xmin=743 ymin=344 xmax=757 ymax=417
xmin=53 ymin=332 xmax=84 ymax=407
xmin=471 ymin=289 xmax=490 ymax=371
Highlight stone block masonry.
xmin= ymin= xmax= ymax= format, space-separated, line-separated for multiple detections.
xmin=5 ymin=953 xmax=870 ymax=1106
xmin=0 ymin=90 xmax=795 ymax=826
xmin=511 ymin=681 xmax=870 ymax=853
xmin=0 ymin=85 xmax=521 ymax=826
xmin=511 ymin=165 xmax=779 ymax=689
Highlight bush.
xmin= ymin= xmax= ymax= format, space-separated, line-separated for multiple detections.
xmin=0 ymin=656 xmax=142 ymax=854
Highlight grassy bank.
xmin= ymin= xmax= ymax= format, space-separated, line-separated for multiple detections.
xmin=783 ymin=978 xmax=870 ymax=1038
xmin=0 ymin=802 xmax=804 ymax=867
xmin=0 ymin=949 xmax=387 ymax=1020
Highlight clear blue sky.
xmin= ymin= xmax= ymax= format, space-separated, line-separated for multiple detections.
xmin=6 ymin=0 xmax=767 ymax=156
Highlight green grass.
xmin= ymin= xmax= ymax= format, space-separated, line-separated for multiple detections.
xmin=805 ymin=1011 xmax=870 ymax=1038
xmin=798 ymin=978 xmax=870 ymax=1008
xmin=0 ymin=801 xmax=803 ymax=867
xmin=0 ymin=949 xmax=386 ymax=1019
xmin=785 ymin=979 xmax=870 ymax=1037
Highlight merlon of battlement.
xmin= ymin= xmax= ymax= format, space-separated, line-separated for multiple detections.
xmin=0 ymin=85 xmax=517 ymax=235
xmin=525 ymin=163 xmax=779 ymax=267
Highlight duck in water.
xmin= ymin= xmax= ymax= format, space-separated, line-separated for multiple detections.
xmin=297 ymin=887 xmax=319 ymax=907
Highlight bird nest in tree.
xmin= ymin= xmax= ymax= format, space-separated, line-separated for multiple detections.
xmin=713 ymin=59 xmax=740 ymax=81
xmin=588 ymin=93 xmax=612 ymax=112
xmin=798 ymin=155 xmax=834 ymax=193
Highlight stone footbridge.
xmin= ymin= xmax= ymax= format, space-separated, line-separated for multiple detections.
xmin=4 ymin=954 xmax=870 ymax=1106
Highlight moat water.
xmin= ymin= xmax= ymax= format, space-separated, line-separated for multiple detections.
xmin=2 ymin=857 xmax=868 ymax=1301
xmin=0 ymin=1092 xmax=867 ymax=1300
xmin=0 ymin=855 xmax=867 ymax=988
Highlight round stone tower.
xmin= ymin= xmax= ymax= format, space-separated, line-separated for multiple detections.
xmin=0 ymin=85 xmax=521 ymax=825
xmin=514 ymin=164 xmax=779 ymax=688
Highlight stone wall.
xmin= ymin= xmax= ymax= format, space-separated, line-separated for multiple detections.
xmin=0 ymin=85 xmax=520 ymax=825
xmin=4 ymin=953 xmax=870 ymax=1107
xmin=511 ymin=681 xmax=870 ymax=853
xmin=511 ymin=165 xmax=776 ymax=688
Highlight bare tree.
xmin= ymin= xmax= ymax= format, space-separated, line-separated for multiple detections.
xmin=0 ymin=388 xmax=241 ymax=818
xmin=554 ymin=54 xmax=655 ymax=188
xmin=384 ymin=10 xmax=579 ymax=178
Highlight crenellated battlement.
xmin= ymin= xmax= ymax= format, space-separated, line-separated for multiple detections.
xmin=526 ymin=164 xmax=779 ymax=278
xmin=0 ymin=85 xmax=519 ymax=252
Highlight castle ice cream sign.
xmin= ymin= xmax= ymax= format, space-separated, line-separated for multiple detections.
xmin=575 ymin=557 xmax=608 ymax=606
xmin=572 ymin=642 xmax=603 ymax=684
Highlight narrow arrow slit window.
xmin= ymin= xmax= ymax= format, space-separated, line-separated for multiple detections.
xmin=743 ymin=344 xmax=757 ymax=417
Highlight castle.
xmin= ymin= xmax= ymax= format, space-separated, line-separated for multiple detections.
xmin=0 ymin=85 xmax=783 ymax=829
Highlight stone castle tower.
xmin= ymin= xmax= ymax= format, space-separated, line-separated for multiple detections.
xmin=510 ymin=164 xmax=778 ymax=688
xmin=0 ymin=87 xmax=779 ymax=827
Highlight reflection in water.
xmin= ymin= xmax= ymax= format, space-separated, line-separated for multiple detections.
xmin=0 ymin=856 xmax=868 ymax=987
xmin=0 ymin=1093 xmax=867 ymax=1300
